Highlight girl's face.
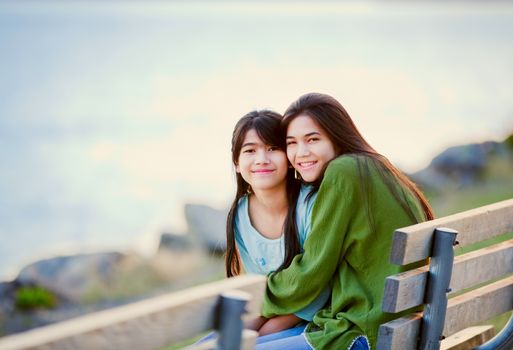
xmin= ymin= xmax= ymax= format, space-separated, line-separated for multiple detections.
xmin=236 ymin=128 xmax=288 ymax=192
xmin=286 ymin=114 xmax=337 ymax=182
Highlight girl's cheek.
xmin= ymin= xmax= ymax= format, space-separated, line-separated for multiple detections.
xmin=286 ymin=150 xmax=294 ymax=163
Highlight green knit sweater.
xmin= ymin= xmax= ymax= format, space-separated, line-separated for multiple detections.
xmin=262 ymin=155 xmax=426 ymax=349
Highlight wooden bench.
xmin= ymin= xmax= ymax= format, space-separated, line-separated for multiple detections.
xmin=0 ymin=274 xmax=266 ymax=350
xmin=377 ymin=198 xmax=513 ymax=349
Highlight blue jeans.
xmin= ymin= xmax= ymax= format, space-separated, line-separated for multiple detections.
xmin=198 ymin=325 xmax=369 ymax=350
xmin=256 ymin=326 xmax=370 ymax=350
xmin=196 ymin=324 xmax=310 ymax=349
xmin=255 ymin=323 xmax=311 ymax=350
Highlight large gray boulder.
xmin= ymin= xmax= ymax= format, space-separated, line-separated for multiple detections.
xmin=411 ymin=141 xmax=509 ymax=189
xmin=184 ymin=204 xmax=228 ymax=253
xmin=158 ymin=232 xmax=192 ymax=252
xmin=15 ymin=252 xmax=124 ymax=302
xmin=0 ymin=281 xmax=17 ymax=321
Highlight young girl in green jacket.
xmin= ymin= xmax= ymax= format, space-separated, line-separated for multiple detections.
xmin=257 ymin=93 xmax=434 ymax=350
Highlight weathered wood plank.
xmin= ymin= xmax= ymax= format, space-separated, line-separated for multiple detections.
xmin=378 ymin=276 xmax=513 ymax=348
xmin=376 ymin=313 xmax=422 ymax=350
xmin=390 ymin=198 xmax=513 ymax=265
xmin=184 ymin=329 xmax=258 ymax=350
xmin=450 ymin=239 xmax=513 ymax=295
xmin=382 ymin=265 xmax=429 ymax=313
xmin=443 ymin=275 xmax=513 ymax=336
xmin=0 ymin=275 xmax=266 ymax=350
xmin=383 ymin=239 xmax=513 ymax=313
xmin=440 ymin=325 xmax=495 ymax=350
xmin=240 ymin=329 xmax=258 ymax=350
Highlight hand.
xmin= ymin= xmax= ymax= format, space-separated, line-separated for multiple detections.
xmin=258 ymin=314 xmax=303 ymax=336
xmin=245 ymin=315 xmax=268 ymax=331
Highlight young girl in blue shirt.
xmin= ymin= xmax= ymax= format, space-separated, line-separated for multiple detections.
xmin=225 ymin=110 xmax=329 ymax=336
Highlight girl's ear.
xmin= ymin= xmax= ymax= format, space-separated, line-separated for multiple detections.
xmin=235 ymin=164 xmax=240 ymax=173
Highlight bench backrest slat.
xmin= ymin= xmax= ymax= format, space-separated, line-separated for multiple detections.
xmin=390 ymin=198 xmax=513 ymax=265
xmin=443 ymin=275 xmax=513 ymax=336
xmin=0 ymin=275 xmax=266 ymax=350
xmin=376 ymin=313 xmax=422 ymax=349
xmin=379 ymin=275 xmax=513 ymax=348
xmin=440 ymin=326 xmax=496 ymax=350
xmin=383 ymin=239 xmax=513 ymax=313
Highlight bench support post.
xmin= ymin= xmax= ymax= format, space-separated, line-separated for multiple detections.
xmin=475 ymin=311 xmax=513 ymax=350
xmin=216 ymin=290 xmax=251 ymax=350
xmin=419 ymin=227 xmax=458 ymax=350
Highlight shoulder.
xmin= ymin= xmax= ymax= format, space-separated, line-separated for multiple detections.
xmin=296 ymin=184 xmax=317 ymax=222
xmin=234 ymin=195 xmax=249 ymax=234
xmin=235 ymin=195 xmax=248 ymax=214
xmin=323 ymin=154 xmax=362 ymax=185
xmin=298 ymin=184 xmax=315 ymax=203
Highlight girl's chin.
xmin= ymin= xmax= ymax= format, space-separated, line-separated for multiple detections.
xmin=299 ymin=173 xmax=318 ymax=182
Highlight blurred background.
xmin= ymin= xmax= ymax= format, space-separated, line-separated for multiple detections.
xmin=1 ymin=0 xmax=512 ymax=336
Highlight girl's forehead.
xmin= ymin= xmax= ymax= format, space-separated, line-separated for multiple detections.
xmin=287 ymin=115 xmax=322 ymax=135
xmin=242 ymin=129 xmax=262 ymax=142
xmin=241 ymin=128 xmax=282 ymax=150
xmin=241 ymin=129 xmax=268 ymax=147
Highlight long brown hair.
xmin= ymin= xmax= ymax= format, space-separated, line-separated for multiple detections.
xmin=226 ymin=110 xmax=301 ymax=277
xmin=283 ymin=92 xmax=434 ymax=222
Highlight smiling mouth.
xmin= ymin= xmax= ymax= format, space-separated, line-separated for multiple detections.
xmin=252 ymin=169 xmax=275 ymax=174
xmin=298 ymin=161 xmax=317 ymax=169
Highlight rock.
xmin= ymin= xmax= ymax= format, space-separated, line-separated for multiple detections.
xmin=0 ymin=293 xmax=122 ymax=336
xmin=411 ymin=141 xmax=511 ymax=189
xmin=158 ymin=232 xmax=192 ymax=252
xmin=15 ymin=252 xmax=124 ymax=302
xmin=431 ymin=143 xmax=486 ymax=172
xmin=0 ymin=281 xmax=17 ymax=321
xmin=184 ymin=204 xmax=227 ymax=253
xmin=0 ymin=280 xmax=72 ymax=335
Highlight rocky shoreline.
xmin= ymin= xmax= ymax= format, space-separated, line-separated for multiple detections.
xmin=0 ymin=204 xmax=228 ymax=337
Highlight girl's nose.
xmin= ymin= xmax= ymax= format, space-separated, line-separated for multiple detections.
xmin=255 ymin=150 xmax=270 ymax=164
xmin=297 ymin=143 xmax=310 ymax=157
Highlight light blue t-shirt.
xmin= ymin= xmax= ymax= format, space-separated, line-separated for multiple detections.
xmin=234 ymin=185 xmax=331 ymax=321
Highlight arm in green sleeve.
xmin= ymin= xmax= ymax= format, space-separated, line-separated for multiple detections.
xmin=262 ymin=157 xmax=359 ymax=317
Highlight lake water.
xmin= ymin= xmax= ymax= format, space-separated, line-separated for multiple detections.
xmin=1 ymin=1 xmax=512 ymax=279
